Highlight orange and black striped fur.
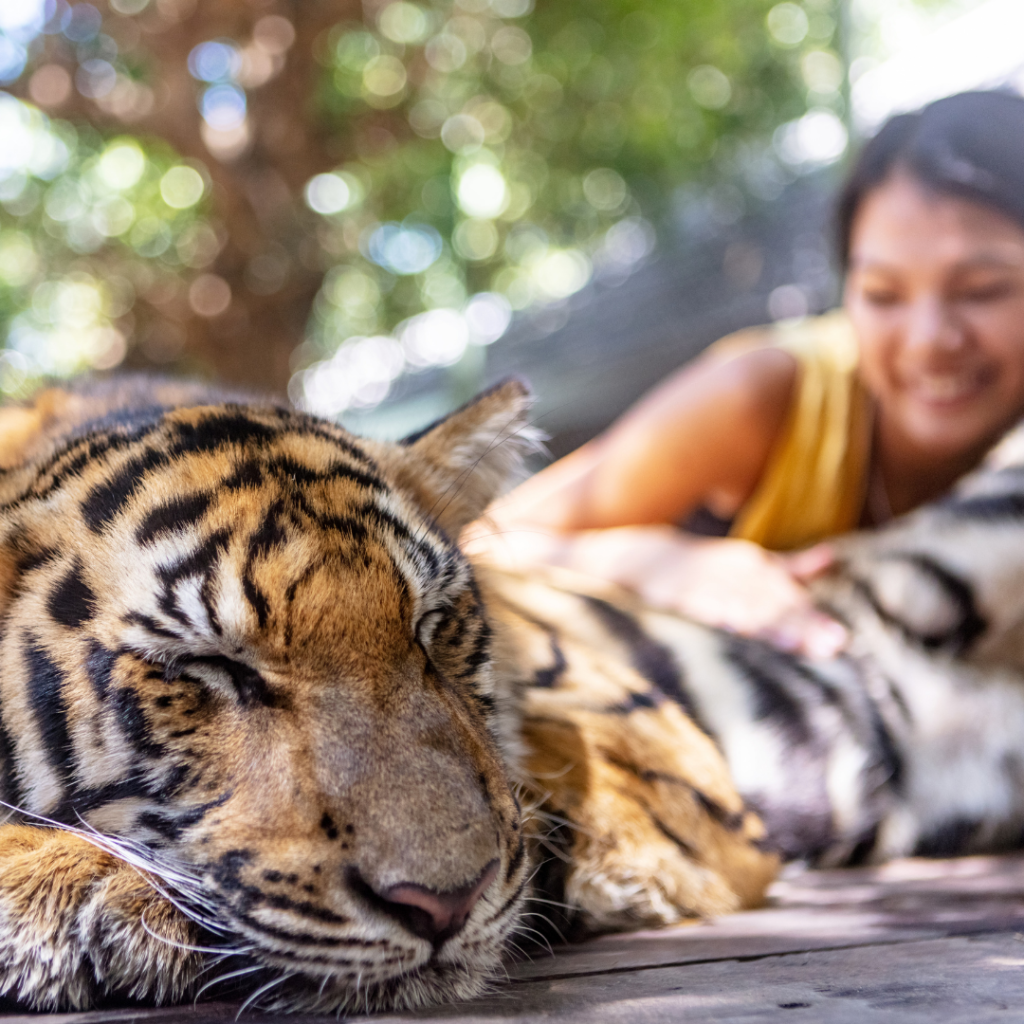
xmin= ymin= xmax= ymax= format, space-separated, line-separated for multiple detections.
xmin=0 ymin=376 xmax=543 ymax=1012
xmin=506 ymin=422 xmax=1024 ymax=941
xmin=7 ymin=374 xmax=1024 ymax=1013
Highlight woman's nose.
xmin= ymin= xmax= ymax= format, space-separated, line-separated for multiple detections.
xmin=904 ymin=296 xmax=966 ymax=355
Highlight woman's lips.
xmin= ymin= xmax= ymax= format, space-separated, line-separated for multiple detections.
xmin=904 ymin=369 xmax=990 ymax=405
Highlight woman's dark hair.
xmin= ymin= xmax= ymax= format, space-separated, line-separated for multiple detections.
xmin=837 ymin=90 xmax=1024 ymax=266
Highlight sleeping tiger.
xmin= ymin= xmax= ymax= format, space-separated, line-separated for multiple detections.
xmin=0 ymin=374 xmax=1020 ymax=1013
xmin=0 ymin=375 xmax=537 ymax=1012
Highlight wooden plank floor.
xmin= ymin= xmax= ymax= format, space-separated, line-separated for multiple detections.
xmin=11 ymin=855 xmax=1024 ymax=1023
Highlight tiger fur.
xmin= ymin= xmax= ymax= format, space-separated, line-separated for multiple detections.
xmin=0 ymin=375 xmax=1024 ymax=1011
xmin=0 ymin=375 xmax=542 ymax=1012
xmin=507 ymin=421 xmax=1024 ymax=937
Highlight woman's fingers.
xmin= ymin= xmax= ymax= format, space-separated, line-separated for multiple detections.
xmin=635 ymin=537 xmax=849 ymax=658
xmin=467 ymin=523 xmax=851 ymax=659
xmin=785 ymin=543 xmax=837 ymax=581
xmin=760 ymin=612 xmax=848 ymax=658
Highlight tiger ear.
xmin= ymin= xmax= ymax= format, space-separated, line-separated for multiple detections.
xmin=395 ymin=378 xmax=541 ymax=537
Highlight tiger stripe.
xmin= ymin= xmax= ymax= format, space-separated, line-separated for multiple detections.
xmin=0 ymin=376 xmax=534 ymax=1013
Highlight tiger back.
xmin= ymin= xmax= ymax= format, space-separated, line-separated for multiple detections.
xmin=504 ymin=421 xmax=1024 ymax=939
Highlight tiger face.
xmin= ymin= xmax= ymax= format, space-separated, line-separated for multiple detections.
xmin=0 ymin=378 xmax=536 ymax=1012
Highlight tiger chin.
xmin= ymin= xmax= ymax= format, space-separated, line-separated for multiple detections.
xmin=0 ymin=375 xmax=544 ymax=1013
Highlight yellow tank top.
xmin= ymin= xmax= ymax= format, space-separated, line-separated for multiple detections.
xmin=715 ymin=311 xmax=872 ymax=551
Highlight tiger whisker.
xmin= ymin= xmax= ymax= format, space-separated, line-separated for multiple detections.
xmin=139 ymin=907 xmax=250 ymax=958
xmin=501 ymin=937 xmax=536 ymax=963
xmin=0 ymin=799 xmax=227 ymax=934
xmin=514 ymin=897 xmax=567 ymax=945
xmin=522 ymin=894 xmax=577 ymax=911
xmin=527 ymin=762 xmax=577 ymax=781
xmin=517 ymin=909 xmax=565 ymax=926
xmin=533 ymin=810 xmax=593 ymax=843
xmin=236 ymin=969 xmax=294 ymax=1016
xmin=193 ymin=962 xmax=264 ymax=1002
xmin=508 ymin=924 xmax=555 ymax=957
xmin=195 ymin=950 xmax=246 ymax=979
xmin=69 ymin=820 xmax=229 ymax=932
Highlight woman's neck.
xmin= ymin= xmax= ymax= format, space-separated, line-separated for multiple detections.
xmin=873 ymin=414 xmax=995 ymax=517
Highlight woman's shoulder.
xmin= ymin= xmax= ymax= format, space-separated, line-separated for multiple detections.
xmin=625 ymin=327 xmax=800 ymax=496
xmin=679 ymin=325 xmax=801 ymax=422
xmin=686 ymin=308 xmax=854 ymax=418
xmin=707 ymin=309 xmax=854 ymax=365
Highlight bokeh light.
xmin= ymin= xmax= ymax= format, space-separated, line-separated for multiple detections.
xmin=4 ymin=0 xmax=965 ymax=424
xmin=0 ymin=0 xmax=47 ymax=41
xmin=365 ymin=223 xmax=443 ymax=275
xmin=199 ymin=84 xmax=246 ymax=131
xmin=0 ymin=86 xmax=213 ymax=396
xmin=188 ymin=41 xmax=242 ymax=83
xmin=97 ymin=141 xmax=146 ymax=191
xmin=379 ymin=3 xmax=433 ymax=45
xmin=767 ymin=3 xmax=810 ymax=46
xmin=774 ymin=109 xmax=848 ymax=167
xmin=456 ymin=164 xmax=508 ymax=218
xmin=160 ymin=165 xmax=205 ymax=209
xmin=289 ymin=0 xmax=839 ymax=415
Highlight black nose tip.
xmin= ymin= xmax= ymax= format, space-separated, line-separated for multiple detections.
xmin=350 ymin=859 xmax=499 ymax=946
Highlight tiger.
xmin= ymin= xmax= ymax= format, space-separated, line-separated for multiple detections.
xmin=505 ymin=419 xmax=1024 ymax=939
xmin=0 ymin=373 xmax=1024 ymax=1014
xmin=0 ymin=374 xmax=547 ymax=1013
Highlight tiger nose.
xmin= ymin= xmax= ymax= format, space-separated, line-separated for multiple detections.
xmin=377 ymin=859 xmax=499 ymax=945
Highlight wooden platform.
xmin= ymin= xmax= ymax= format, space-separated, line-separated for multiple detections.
xmin=12 ymin=855 xmax=1024 ymax=1023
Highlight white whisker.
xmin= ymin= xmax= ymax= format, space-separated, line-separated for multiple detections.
xmin=513 ymin=923 xmax=555 ymax=952
xmin=194 ymin=963 xmax=263 ymax=1002
xmin=237 ymin=970 xmax=293 ymax=1016
xmin=0 ymin=798 xmax=226 ymax=934
xmin=522 ymin=894 xmax=576 ymax=911
xmin=139 ymin=907 xmax=248 ymax=957
xmin=528 ymin=761 xmax=577 ymax=781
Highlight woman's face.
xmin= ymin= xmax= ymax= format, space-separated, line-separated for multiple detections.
xmin=845 ymin=172 xmax=1024 ymax=459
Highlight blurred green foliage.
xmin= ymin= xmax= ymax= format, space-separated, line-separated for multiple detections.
xmin=299 ymin=0 xmax=847 ymax=413
xmin=0 ymin=0 xmax=847 ymax=410
xmin=0 ymin=95 xmax=212 ymax=390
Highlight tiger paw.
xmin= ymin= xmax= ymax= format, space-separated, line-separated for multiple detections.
xmin=0 ymin=825 xmax=202 ymax=1010
xmin=523 ymin=699 xmax=779 ymax=935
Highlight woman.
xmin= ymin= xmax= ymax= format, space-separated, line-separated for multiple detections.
xmin=468 ymin=91 xmax=1024 ymax=657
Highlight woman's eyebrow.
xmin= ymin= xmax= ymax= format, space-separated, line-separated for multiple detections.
xmin=952 ymin=253 xmax=1024 ymax=270
xmin=849 ymin=251 xmax=1024 ymax=273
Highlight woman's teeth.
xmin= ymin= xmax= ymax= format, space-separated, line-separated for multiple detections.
xmin=914 ymin=374 xmax=979 ymax=401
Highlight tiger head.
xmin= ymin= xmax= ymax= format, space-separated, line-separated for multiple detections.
xmin=0 ymin=378 xmax=536 ymax=1011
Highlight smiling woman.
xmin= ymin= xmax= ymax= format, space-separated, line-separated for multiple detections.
xmin=847 ymin=175 xmax=1024 ymax=508
xmin=467 ymin=90 xmax=1024 ymax=660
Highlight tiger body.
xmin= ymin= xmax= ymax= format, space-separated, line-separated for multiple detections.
xmin=507 ymin=433 xmax=1024 ymax=935
xmin=0 ymin=376 xmax=1022 ymax=1010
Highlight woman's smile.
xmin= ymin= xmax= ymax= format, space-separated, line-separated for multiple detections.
xmin=902 ymin=365 xmax=994 ymax=406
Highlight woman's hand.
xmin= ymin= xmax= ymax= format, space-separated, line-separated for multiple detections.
xmin=571 ymin=528 xmax=847 ymax=658
xmin=466 ymin=521 xmax=847 ymax=659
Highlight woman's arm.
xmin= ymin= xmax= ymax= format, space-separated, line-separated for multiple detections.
xmin=466 ymin=343 xmax=847 ymax=657
xmin=484 ymin=342 xmax=798 ymax=534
